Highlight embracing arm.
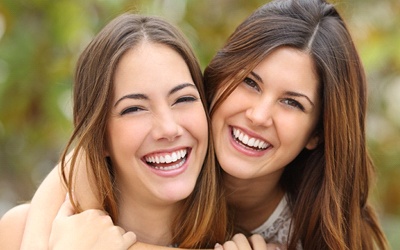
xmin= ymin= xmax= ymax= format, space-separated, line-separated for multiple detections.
xmin=18 ymin=151 xmax=277 ymax=250
xmin=20 ymin=165 xmax=67 ymax=250
xmin=20 ymin=150 xmax=100 ymax=250
xmin=0 ymin=204 xmax=30 ymax=250
xmin=17 ymin=152 xmax=174 ymax=250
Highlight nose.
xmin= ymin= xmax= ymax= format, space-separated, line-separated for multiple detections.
xmin=152 ymin=110 xmax=183 ymax=142
xmin=245 ymin=99 xmax=274 ymax=127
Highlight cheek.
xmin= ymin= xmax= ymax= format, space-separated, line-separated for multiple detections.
xmin=106 ymin=119 xmax=148 ymax=158
xmin=211 ymin=93 xmax=240 ymax=127
xmin=187 ymin=106 xmax=209 ymax=142
xmin=276 ymin=114 xmax=317 ymax=148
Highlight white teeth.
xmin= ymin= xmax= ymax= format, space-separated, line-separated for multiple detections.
xmin=248 ymin=138 xmax=255 ymax=147
xmin=154 ymin=159 xmax=185 ymax=171
xmin=232 ymin=127 xmax=269 ymax=150
xmin=145 ymin=149 xmax=187 ymax=164
xmin=243 ymin=135 xmax=249 ymax=144
xmin=171 ymin=152 xmax=177 ymax=162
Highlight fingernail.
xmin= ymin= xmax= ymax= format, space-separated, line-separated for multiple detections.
xmin=214 ymin=243 xmax=222 ymax=249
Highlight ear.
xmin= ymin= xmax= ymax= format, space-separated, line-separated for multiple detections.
xmin=104 ymin=144 xmax=110 ymax=157
xmin=104 ymin=136 xmax=110 ymax=157
xmin=305 ymin=132 xmax=320 ymax=150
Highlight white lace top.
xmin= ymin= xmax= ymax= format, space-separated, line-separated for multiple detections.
xmin=251 ymin=195 xmax=300 ymax=248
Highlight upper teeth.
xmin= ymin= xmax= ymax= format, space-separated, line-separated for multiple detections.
xmin=232 ymin=128 xmax=269 ymax=149
xmin=145 ymin=149 xmax=187 ymax=164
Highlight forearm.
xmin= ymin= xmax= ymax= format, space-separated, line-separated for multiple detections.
xmin=20 ymin=166 xmax=67 ymax=250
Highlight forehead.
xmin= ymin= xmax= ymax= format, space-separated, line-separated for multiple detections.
xmin=113 ymin=42 xmax=193 ymax=95
xmin=254 ymin=47 xmax=319 ymax=92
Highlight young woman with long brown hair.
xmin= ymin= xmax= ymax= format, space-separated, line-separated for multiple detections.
xmin=0 ymin=13 xmax=230 ymax=249
xmin=205 ymin=0 xmax=388 ymax=248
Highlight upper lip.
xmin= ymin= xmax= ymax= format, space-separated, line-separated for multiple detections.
xmin=231 ymin=126 xmax=271 ymax=149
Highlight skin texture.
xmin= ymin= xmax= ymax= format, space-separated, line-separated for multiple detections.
xmin=0 ymin=204 xmax=29 ymax=250
xmin=49 ymin=196 xmax=136 ymax=250
xmin=214 ymin=47 xmax=320 ymax=232
xmin=105 ymin=42 xmax=208 ymax=244
xmin=0 ymin=14 xmax=226 ymax=250
xmin=2 ymin=0 xmax=389 ymax=249
xmin=213 ymin=47 xmax=320 ymax=180
xmin=0 ymin=27 xmax=316 ymax=250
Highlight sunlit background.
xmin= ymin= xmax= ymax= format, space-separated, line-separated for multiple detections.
xmin=0 ymin=0 xmax=399 ymax=248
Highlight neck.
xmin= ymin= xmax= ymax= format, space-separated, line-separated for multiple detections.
xmin=223 ymin=172 xmax=284 ymax=232
xmin=116 ymin=194 xmax=181 ymax=246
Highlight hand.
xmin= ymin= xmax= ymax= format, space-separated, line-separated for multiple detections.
xmin=49 ymin=195 xmax=136 ymax=250
xmin=214 ymin=234 xmax=286 ymax=250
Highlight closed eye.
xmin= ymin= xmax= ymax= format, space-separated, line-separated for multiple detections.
xmin=174 ymin=96 xmax=198 ymax=105
xmin=243 ymin=77 xmax=261 ymax=92
xmin=120 ymin=106 xmax=145 ymax=115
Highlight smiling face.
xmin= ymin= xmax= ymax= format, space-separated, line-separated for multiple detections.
xmin=106 ymin=42 xmax=208 ymax=206
xmin=212 ymin=47 xmax=321 ymax=182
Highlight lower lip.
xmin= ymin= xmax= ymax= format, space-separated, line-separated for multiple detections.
xmin=145 ymin=152 xmax=190 ymax=178
xmin=228 ymin=127 xmax=269 ymax=157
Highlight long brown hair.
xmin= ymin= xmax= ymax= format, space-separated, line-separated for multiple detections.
xmin=60 ymin=13 xmax=229 ymax=248
xmin=204 ymin=0 xmax=388 ymax=249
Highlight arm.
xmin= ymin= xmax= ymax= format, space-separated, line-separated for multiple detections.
xmin=20 ymin=150 xmax=101 ymax=250
xmin=17 ymin=150 xmax=143 ymax=250
xmin=49 ymin=196 xmax=135 ymax=250
xmin=0 ymin=204 xmax=30 ymax=250
xmin=18 ymin=152 xmax=278 ymax=250
xmin=20 ymin=166 xmax=67 ymax=250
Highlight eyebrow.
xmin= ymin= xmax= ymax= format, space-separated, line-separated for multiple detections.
xmin=250 ymin=71 xmax=315 ymax=107
xmin=286 ymin=91 xmax=315 ymax=107
xmin=113 ymin=82 xmax=196 ymax=107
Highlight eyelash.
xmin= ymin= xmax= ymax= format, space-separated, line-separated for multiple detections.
xmin=120 ymin=106 xmax=144 ymax=115
xmin=244 ymin=77 xmax=306 ymax=111
xmin=243 ymin=77 xmax=261 ymax=92
xmin=281 ymin=98 xmax=305 ymax=111
xmin=174 ymin=96 xmax=198 ymax=105
xmin=119 ymin=96 xmax=198 ymax=116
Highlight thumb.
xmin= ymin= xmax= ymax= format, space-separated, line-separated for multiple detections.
xmin=121 ymin=231 xmax=137 ymax=249
xmin=55 ymin=193 xmax=76 ymax=219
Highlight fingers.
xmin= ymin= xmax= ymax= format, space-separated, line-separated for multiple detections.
xmin=215 ymin=234 xmax=286 ymax=250
xmin=121 ymin=231 xmax=137 ymax=248
xmin=55 ymin=194 xmax=75 ymax=219
xmin=248 ymin=234 xmax=268 ymax=250
xmin=218 ymin=234 xmax=251 ymax=250
xmin=265 ymin=243 xmax=286 ymax=250
xmin=219 ymin=240 xmax=238 ymax=250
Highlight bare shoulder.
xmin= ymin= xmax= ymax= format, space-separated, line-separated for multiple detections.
xmin=0 ymin=204 xmax=30 ymax=250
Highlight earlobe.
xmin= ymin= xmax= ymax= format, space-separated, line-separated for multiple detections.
xmin=305 ymin=134 xmax=319 ymax=150
xmin=104 ymin=147 xmax=110 ymax=157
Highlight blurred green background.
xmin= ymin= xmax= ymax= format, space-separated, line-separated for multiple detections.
xmin=0 ymin=0 xmax=399 ymax=247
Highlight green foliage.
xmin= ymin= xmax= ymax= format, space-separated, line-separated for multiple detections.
xmin=0 ymin=0 xmax=399 ymax=247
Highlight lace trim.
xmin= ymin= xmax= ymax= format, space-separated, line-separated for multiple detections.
xmin=251 ymin=195 xmax=292 ymax=245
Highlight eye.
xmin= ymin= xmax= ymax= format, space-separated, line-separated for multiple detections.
xmin=120 ymin=106 xmax=144 ymax=115
xmin=281 ymin=98 xmax=305 ymax=111
xmin=174 ymin=96 xmax=198 ymax=105
xmin=243 ymin=77 xmax=261 ymax=92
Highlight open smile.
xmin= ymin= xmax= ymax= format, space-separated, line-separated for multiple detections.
xmin=143 ymin=148 xmax=189 ymax=171
xmin=231 ymin=127 xmax=270 ymax=151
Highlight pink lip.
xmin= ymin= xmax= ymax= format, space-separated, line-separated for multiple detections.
xmin=143 ymin=148 xmax=191 ymax=178
xmin=228 ymin=126 xmax=270 ymax=157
